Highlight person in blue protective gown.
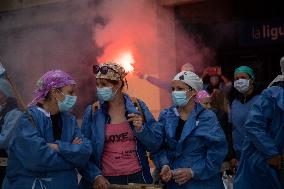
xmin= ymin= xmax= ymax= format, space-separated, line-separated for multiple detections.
xmin=0 ymin=78 xmax=22 ymax=189
xmin=234 ymin=58 xmax=284 ymax=189
xmin=0 ymin=78 xmax=21 ymax=150
xmin=229 ymin=66 xmax=263 ymax=161
xmin=156 ymin=70 xmax=227 ymax=189
xmin=79 ymin=62 xmax=162 ymax=189
xmin=6 ymin=70 xmax=92 ymax=189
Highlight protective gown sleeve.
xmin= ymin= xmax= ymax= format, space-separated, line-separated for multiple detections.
xmin=153 ymin=110 xmax=170 ymax=168
xmin=244 ymin=90 xmax=280 ymax=159
xmin=146 ymin=76 xmax=171 ymax=91
xmin=78 ymin=105 xmax=102 ymax=182
xmin=81 ymin=105 xmax=93 ymax=139
xmin=0 ymin=109 xmax=22 ymax=149
xmin=55 ymin=117 xmax=92 ymax=168
xmin=191 ymin=112 xmax=227 ymax=180
xmin=79 ymin=159 xmax=102 ymax=183
xmin=12 ymin=114 xmax=73 ymax=172
xmin=133 ymin=100 xmax=163 ymax=153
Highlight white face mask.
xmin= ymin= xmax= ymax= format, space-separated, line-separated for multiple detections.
xmin=234 ymin=79 xmax=250 ymax=94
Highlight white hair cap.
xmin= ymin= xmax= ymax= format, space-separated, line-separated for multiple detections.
xmin=173 ymin=71 xmax=203 ymax=91
xmin=280 ymin=56 xmax=284 ymax=75
xmin=268 ymin=57 xmax=284 ymax=87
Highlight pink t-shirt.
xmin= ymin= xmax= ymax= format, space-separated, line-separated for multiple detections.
xmin=101 ymin=121 xmax=142 ymax=176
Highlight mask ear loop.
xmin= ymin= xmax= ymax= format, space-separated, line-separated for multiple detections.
xmin=250 ymin=77 xmax=255 ymax=86
xmin=186 ymin=89 xmax=197 ymax=102
xmin=57 ymin=89 xmax=66 ymax=96
xmin=247 ymin=76 xmax=254 ymax=92
xmin=188 ymin=93 xmax=196 ymax=102
xmin=124 ymin=78 xmax=128 ymax=89
xmin=54 ymin=89 xmax=66 ymax=103
xmin=113 ymin=86 xmax=120 ymax=95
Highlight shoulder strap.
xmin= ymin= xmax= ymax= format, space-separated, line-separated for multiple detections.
xmin=24 ymin=111 xmax=37 ymax=128
xmin=196 ymin=108 xmax=206 ymax=121
xmin=131 ymin=97 xmax=146 ymax=123
xmin=90 ymin=101 xmax=100 ymax=120
xmin=90 ymin=98 xmax=146 ymax=122
xmin=92 ymin=101 xmax=100 ymax=112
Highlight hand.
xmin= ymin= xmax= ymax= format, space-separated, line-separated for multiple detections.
xmin=47 ymin=143 xmax=59 ymax=152
xmin=135 ymin=71 xmax=145 ymax=79
xmin=127 ymin=113 xmax=143 ymax=131
xmin=267 ymin=155 xmax=281 ymax=169
xmin=159 ymin=165 xmax=172 ymax=183
xmin=217 ymin=66 xmax=222 ymax=76
xmin=93 ymin=176 xmax=110 ymax=189
xmin=172 ymin=168 xmax=193 ymax=185
xmin=72 ymin=137 xmax=83 ymax=144
xmin=230 ymin=158 xmax=238 ymax=168
xmin=229 ymin=158 xmax=238 ymax=174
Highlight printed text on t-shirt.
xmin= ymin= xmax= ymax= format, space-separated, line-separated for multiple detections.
xmin=105 ymin=132 xmax=135 ymax=143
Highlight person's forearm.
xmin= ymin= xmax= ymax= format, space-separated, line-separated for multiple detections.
xmin=146 ymin=76 xmax=171 ymax=91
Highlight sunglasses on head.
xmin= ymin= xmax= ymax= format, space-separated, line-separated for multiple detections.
xmin=93 ymin=65 xmax=118 ymax=75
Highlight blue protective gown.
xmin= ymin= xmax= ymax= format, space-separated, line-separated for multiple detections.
xmin=0 ymin=109 xmax=22 ymax=149
xmin=230 ymin=94 xmax=260 ymax=159
xmin=234 ymin=86 xmax=284 ymax=189
xmin=6 ymin=106 xmax=92 ymax=189
xmin=156 ymin=103 xmax=227 ymax=189
xmin=79 ymin=93 xmax=162 ymax=189
xmin=0 ymin=108 xmax=22 ymax=189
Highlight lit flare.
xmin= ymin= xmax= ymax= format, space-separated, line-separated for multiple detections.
xmin=114 ymin=51 xmax=135 ymax=73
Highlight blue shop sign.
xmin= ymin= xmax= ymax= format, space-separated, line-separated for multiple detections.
xmin=239 ymin=21 xmax=284 ymax=45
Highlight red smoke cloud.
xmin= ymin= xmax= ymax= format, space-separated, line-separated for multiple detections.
xmin=93 ymin=0 xmax=214 ymax=76
xmin=93 ymin=0 xmax=158 ymax=73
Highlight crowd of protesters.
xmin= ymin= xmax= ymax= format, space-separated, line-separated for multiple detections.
xmin=0 ymin=57 xmax=283 ymax=189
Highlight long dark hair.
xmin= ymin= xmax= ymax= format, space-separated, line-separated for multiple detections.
xmin=210 ymin=89 xmax=229 ymax=113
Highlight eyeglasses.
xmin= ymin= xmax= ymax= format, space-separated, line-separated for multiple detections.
xmin=93 ymin=65 xmax=118 ymax=75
